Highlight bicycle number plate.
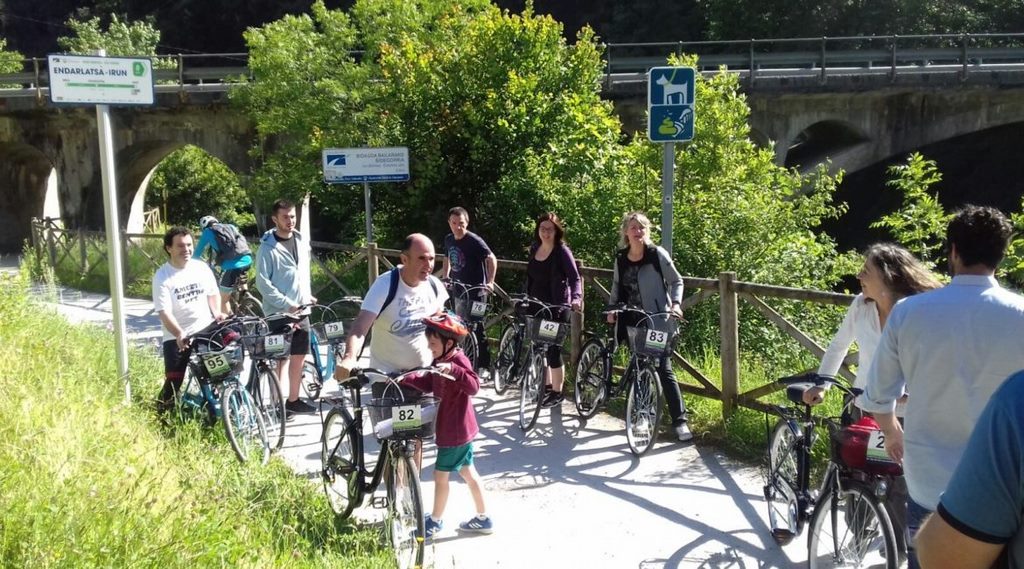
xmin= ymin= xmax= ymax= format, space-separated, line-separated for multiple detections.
xmin=393 ymin=405 xmax=422 ymax=431
xmin=202 ymin=353 xmax=230 ymax=376
xmin=470 ymin=301 xmax=487 ymax=317
xmin=538 ymin=319 xmax=560 ymax=340
xmin=645 ymin=329 xmax=668 ymax=351
xmin=323 ymin=321 xmax=345 ymax=340
xmin=866 ymin=430 xmax=895 ymax=463
xmin=264 ymin=334 xmax=286 ymax=354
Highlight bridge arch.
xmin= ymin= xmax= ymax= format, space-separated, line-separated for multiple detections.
xmin=784 ymin=120 xmax=870 ymax=170
xmin=0 ymin=143 xmax=58 ymax=252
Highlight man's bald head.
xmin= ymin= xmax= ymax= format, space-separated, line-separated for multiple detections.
xmin=400 ymin=233 xmax=436 ymax=285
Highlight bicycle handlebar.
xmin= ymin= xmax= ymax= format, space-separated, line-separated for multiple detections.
xmin=338 ymin=366 xmax=459 ymax=388
xmin=777 ymin=372 xmax=864 ymax=398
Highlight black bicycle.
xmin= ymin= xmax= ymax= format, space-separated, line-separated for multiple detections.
xmin=228 ymin=271 xmax=263 ymax=317
xmin=764 ymin=373 xmax=901 ymax=568
xmin=321 ymin=367 xmax=449 ymax=569
xmin=444 ymin=278 xmax=491 ymax=371
xmin=575 ymin=304 xmax=678 ymax=456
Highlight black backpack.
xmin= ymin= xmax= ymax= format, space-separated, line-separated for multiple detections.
xmin=209 ymin=223 xmax=251 ymax=264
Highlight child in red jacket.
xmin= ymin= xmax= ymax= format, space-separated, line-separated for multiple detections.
xmin=402 ymin=313 xmax=492 ymax=539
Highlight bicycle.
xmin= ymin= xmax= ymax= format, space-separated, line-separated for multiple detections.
xmin=502 ymin=296 xmax=570 ymax=432
xmin=574 ymin=304 xmax=677 ymax=456
xmin=443 ymin=279 xmax=491 ymax=371
xmin=240 ymin=315 xmax=293 ymax=452
xmin=763 ymin=372 xmax=901 ymax=568
xmin=228 ymin=270 xmax=263 ymax=317
xmin=302 ymin=298 xmax=363 ymax=401
xmin=489 ymin=293 xmax=532 ymax=396
xmin=321 ymin=367 xmax=450 ymax=569
xmin=178 ymin=316 xmax=272 ymax=464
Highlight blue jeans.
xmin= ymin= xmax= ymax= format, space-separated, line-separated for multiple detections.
xmin=906 ymin=498 xmax=932 ymax=569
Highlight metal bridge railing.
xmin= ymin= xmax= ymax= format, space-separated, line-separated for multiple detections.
xmin=4 ymin=33 xmax=1024 ymax=100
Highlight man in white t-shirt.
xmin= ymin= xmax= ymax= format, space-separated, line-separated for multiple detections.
xmin=154 ymin=226 xmax=224 ymax=409
xmin=336 ymin=233 xmax=448 ymax=379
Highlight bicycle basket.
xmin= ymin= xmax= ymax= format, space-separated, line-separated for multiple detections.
xmin=192 ymin=343 xmax=245 ymax=382
xmin=312 ymin=319 xmax=351 ymax=345
xmin=243 ymin=328 xmax=294 ymax=360
xmin=367 ymin=395 xmax=439 ymax=440
xmin=829 ymin=418 xmax=903 ymax=476
xmin=627 ymin=324 xmax=676 ymax=357
xmin=524 ymin=315 xmax=569 ymax=346
xmin=452 ymin=294 xmax=490 ymax=323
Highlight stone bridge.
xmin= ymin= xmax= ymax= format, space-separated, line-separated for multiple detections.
xmin=5 ymin=38 xmax=1024 ymax=251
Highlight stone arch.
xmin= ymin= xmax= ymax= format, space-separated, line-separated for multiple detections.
xmin=119 ymin=142 xmax=247 ymax=232
xmin=784 ymin=120 xmax=870 ymax=170
xmin=0 ymin=143 xmax=57 ymax=252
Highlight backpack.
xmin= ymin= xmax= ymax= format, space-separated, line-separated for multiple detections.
xmin=615 ymin=245 xmax=664 ymax=283
xmin=378 ymin=267 xmax=439 ymax=315
xmin=209 ymin=223 xmax=251 ymax=265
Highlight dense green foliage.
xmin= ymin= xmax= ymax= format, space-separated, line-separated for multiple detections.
xmin=145 ymin=146 xmax=254 ymax=232
xmin=0 ymin=38 xmax=22 ymax=74
xmin=0 ymin=272 xmax=390 ymax=568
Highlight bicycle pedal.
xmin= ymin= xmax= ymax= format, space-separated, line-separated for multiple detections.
xmin=370 ymin=495 xmax=389 ymax=509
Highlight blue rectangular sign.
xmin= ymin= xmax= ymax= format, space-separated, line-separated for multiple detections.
xmin=648 ymin=66 xmax=696 ymax=142
xmin=322 ymin=147 xmax=410 ymax=183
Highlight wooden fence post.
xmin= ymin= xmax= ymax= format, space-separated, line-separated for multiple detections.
xmin=570 ymin=261 xmax=584 ymax=369
xmin=79 ymin=230 xmax=88 ymax=274
xmin=46 ymin=222 xmax=57 ymax=268
xmin=719 ymin=271 xmax=739 ymax=418
xmin=367 ymin=242 xmax=379 ymax=285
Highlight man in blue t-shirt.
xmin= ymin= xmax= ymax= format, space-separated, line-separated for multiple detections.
xmin=441 ymin=207 xmax=496 ymax=369
xmin=915 ymin=370 xmax=1024 ymax=569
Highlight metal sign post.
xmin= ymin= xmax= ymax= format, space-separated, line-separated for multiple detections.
xmin=661 ymin=143 xmax=675 ymax=253
xmin=47 ymin=50 xmax=154 ymax=404
xmin=363 ymin=181 xmax=374 ymax=243
xmin=322 ymin=146 xmax=409 ymax=248
xmin=648 ymin=66 xmax=696 ymax=256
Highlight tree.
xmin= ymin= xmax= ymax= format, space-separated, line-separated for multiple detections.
xmin=0 ymin=38 xmax=23 ymax=75
xmin=144 ymin=146 xmax=254 ymax=231
xmin=232 ymin=1 xmax=371 ymax=236
xmin=57 ymin=13 xmax=166 ymax=59
xmin=870 ymin=152 xmax=951 ymax=268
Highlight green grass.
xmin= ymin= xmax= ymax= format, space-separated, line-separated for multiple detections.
xmin=0 ymin=271 xmax=392 ymax=568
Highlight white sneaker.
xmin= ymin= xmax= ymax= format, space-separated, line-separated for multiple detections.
xmin=674 ymin=423 xmax=693 ymax=442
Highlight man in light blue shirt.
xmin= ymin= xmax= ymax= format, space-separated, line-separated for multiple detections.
xmin=861 ymin=205 xmax=1024 ymax=569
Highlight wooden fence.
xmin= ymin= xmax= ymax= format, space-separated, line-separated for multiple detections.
xmin=30 ymin=219 xmax=856 ymax=418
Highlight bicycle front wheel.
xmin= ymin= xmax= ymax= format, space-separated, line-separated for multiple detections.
xmin=251 ymin=366 xmax=286 ymax=451
xmin=222 ymin=383 xmax=270 ymax=464
xmin=518 ymin=352 xmax=545 ymax=432
xmin=301 ymin=360 xmax=323 ymax=401
xmin=386 ymin=447 xmax=425 ymax=569
xmin=807 ymin=479 xmax=898 ymax=569
xmin=764 ymin=418 xmax=802 ymax=544
xmin=491 ymin=323 xmax=521 ymax=395
xmin=574 ymin=338 xmax=608 ymax=419
xmin=625 ymin=363 xmax=661 ymax=456
xmin=462 ymin=327 xmax=480 ymax=371
xmin=321 ymin=407 xmax=359 ymax=519
xmin=236 ymin=293 xmax=263 ymax=318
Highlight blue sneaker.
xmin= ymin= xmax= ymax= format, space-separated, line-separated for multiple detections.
xmin=424 ymin=515 xmax=443 ymax=539
xmin=458 ymin=515 xmax=494 ymax=534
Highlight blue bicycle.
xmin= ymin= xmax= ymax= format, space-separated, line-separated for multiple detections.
xmin=301 ymin=298 xmax=364 ymax=400
xmin=177 ymin=316 xmax=271 ymax=464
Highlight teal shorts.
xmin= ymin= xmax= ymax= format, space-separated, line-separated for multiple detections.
xmin=435 ymin=442 xmax=474 ymax=472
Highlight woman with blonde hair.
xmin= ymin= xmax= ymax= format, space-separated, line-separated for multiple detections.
xmin=607 ymin=211 xmax=691 ymax=441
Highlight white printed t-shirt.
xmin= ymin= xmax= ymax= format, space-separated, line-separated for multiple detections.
xmin=361 ymin=268 xmax=448 ymax=375
xmin=153 ymin=259 xmax=218 ymax=343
